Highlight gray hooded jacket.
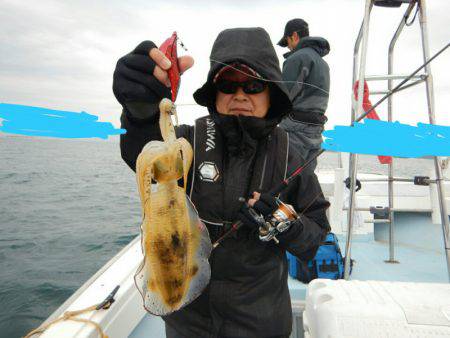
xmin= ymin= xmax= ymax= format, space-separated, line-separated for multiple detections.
xmin=282 ymin=37 xmax=330 ymax=124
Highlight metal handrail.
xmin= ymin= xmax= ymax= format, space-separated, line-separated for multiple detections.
xmin=418 ymin=0 xmax=450 ymax=280
xmin=371 ymin=78 xmax=426 ymax=95
xmin=365 ymin=74 xmax=426 ymax=81
xmin=344 ymin=0 xmax=373 ymax=280
xmin=344 ymin=0 xmax=450 ymax=280
xmin=387 ymin=0 xmax=418 ymax=263
xmin=343 ymin=207 xmax=433 ymax=213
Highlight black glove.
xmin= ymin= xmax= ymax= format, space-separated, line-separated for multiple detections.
xmin=237 ymin=193 xmax=278 ymax=230
xmin=237 ymin=203 xmax=265 ymax=230
xmin=252 ymin=193 xmax=278 ymax=217
xmin=113 ymin=41 xmax=171 ymax=107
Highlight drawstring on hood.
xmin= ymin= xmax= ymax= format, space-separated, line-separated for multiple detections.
xmin=194 ymin=27 xmax=292 ymax=143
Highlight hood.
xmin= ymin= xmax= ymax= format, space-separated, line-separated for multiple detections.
xmin=284 ymin=36 xmax=330 ymax=58
xmin=194 ymin=27 xmax=292 ymax=122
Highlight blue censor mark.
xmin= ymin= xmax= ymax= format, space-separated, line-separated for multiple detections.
xmin=0 ymin=103 xmax=126 ymax=139
xmin=322 ymin=119 xmax=450 ymax=158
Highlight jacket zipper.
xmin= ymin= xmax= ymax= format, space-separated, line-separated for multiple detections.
xmin=258 ymin=136 xmax=270 ymax=190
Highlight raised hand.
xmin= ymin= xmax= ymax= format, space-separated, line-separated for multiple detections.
xmin=113 ymin=40 xmax=194 ymax=106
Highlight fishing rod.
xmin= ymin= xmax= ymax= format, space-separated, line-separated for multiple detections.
xmin=212 ymin=42 xmax=449 ymax=248
xmin=270 ymin=42 xmax=449 ymax=195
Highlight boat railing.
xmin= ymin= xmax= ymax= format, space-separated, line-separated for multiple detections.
xmin=345 ymin=0 xmax=450 ymax=280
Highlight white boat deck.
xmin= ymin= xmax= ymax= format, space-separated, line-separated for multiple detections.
xmin=130 ymin=211 xmax=449 ymax=337
xmin=39 ymin=168 xmax=450 ymax=338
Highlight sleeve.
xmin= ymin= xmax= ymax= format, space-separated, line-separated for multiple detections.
xmin=120 ymin=104 xmax=193 ymax=172
xmin=277 ymin=164 xmax=331 ymax=260
xmin=282 ymin=52 xmax=313 ymax=100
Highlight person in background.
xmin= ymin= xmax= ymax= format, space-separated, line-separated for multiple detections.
xmin=278 ymin=18 xmax=330 ymax=171
xmin=113 ymin=27 xmax=330 ymax=338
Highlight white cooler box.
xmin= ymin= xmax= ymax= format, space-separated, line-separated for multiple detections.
xmin=303 ymin=279 xmax=450 ymax=338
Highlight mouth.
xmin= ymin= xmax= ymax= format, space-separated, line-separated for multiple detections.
xmin=229 ymin=108 xmax=252 ymax=115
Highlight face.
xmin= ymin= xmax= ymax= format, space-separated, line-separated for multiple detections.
xmin=286 ymin=32 xmax=299 ymax=51
xmin=215 ymin=68 xmax=270 ymax=119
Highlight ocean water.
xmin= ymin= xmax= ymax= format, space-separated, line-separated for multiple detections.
xmin=0 ymin=134 xmax=435 ymax=337
xmin=0 ymin=135 xmax=141 ymax=338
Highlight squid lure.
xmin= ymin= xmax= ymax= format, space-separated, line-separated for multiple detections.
xmin=159 ymin=31 xmax=187 ymax=102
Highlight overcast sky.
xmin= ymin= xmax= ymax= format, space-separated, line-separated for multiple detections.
xmin=0 ymin=0 xmax=449 ymax=130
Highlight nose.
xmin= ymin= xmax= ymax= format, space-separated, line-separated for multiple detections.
xmin=232 ymin=87 xmax=248 ymax=101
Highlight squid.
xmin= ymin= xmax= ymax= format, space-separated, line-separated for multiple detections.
xmin=134 ymin=99 xmax=212 ymax=315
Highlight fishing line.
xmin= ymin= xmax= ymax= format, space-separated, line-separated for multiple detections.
xmin=209 ymin=58 xmax=330 ymax=95
xmin=270 ymin=42 xmax=450 ymax=196
xmin=211 ymin=42 xmax=449 ymax=246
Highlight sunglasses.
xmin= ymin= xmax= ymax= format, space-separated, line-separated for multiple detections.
xmin=215 ymin=79 xmax=267 ymax=95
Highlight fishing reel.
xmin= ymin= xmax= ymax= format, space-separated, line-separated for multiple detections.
xmin=248 ymin=199 xmax=299 ymax=244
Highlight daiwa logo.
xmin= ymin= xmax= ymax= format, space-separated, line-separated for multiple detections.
xmin=206 ymin=118 xmax=216 ymax=152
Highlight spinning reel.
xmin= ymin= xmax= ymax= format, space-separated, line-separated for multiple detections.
xmin=247 ymin=199 xmax=299 ymax=244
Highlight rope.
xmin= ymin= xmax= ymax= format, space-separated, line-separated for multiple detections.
xmin=23 ymin=291 xmax=117 ymax=338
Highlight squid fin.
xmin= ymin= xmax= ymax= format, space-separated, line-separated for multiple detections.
xmin=182 ymin=195 xmax=212 ymax=306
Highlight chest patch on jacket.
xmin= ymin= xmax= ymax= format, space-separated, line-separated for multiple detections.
xmin=190 ymin=116 xmax=289 ymax=226
xmin=198 ymin=161 xmax=220 ymax=182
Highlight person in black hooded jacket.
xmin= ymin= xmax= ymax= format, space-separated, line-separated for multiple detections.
xmin=113 ymin=27 xmax=330 ymax=338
